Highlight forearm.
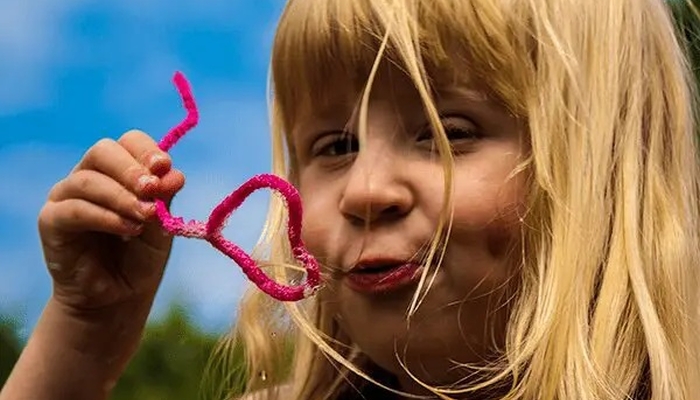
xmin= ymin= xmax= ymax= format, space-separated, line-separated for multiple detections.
xmin=0 ymin=297 xmax=150 ymax=400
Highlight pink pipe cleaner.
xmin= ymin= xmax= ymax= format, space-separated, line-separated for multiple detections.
xmin=153 ymin=71 xmax=321 ymax=302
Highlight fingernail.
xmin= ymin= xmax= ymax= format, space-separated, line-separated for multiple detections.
xmin=137 ymin=175 xmax=158 ymax=191
xmin=149 ymin=153 xmax=168 ymax=168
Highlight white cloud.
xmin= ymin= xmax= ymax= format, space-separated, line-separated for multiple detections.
xmin=0 ymin=0 xmax=91 ymax=114
xmin=112 ymin=0 xmax=282 ymax=27
xmin=0 ymin=0 xmax=282 ymax=332
xmin=148 ymin=94 xmax=274 ymax=332
xmin=0 ymin=142 xmax=81 ymax=337
xmin=0 ymin=0 xmax=281 ymax=115
xmin=101 ymin=51 xmax=186 ymax=118
xmin=80 ymin=19 xmax=275 ymax=331
xmin=0 ymin=104 xmax=273 ymax=333
xmin=0 ymin=143 xmax=79 ymax=219
xmin=103 ymin=63 xmax=273 ymax=173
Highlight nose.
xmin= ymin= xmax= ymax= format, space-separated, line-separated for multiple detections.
xmin=338 ymin=150 xmax=414 ymax=225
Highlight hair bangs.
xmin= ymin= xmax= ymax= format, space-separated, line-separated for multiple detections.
xmin=271 ymin=0 xmax=387 ymax=130
xmin=270 ymin=0 xmax=532 ymax=132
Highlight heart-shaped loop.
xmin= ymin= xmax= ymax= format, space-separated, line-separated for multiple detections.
xmin=205 ymin=174 xmax=321 ymax=301
xmin=153 ymin=71 xmax=322 ymax=302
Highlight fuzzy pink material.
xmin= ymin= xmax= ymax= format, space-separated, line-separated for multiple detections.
xmin=153 ymin=71 xmax=321 ymax=302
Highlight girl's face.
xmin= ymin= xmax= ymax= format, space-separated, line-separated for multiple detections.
xmin=291 ymin=64 xmax=527 ymax=393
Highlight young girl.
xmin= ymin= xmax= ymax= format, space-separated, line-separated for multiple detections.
xmin=2 ymin=0 xmax=700 ymax=399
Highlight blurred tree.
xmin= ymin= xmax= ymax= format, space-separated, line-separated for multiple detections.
xmin=670 ymin=0 xmax=700 ymax=84
xmin=0 ymin=316 xmax=22 ymax=388
xmin=2 ymin=2 xmax=699 ymax=398
xmin=111 ymin=304 xmax=233 ymax=400
xmin=0 ymin=304 xmax=290 ymax=400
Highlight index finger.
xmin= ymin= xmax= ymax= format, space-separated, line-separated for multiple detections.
xmin=73 ymin=138 xmax=155 ymax=197
xmin=118 ymin=129 xmax=172 ymax=177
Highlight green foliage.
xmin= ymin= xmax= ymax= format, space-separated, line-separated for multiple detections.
xmin=670 ymin=0 xmax=700 ymax=84
xmin=0 ymin=305 xmax=253 ymax=400
xmin=0 ymin=303 xmax=294 ymax=399
xmin=0 ymin=316 xmax=22 ymax=388
xmin=110 ymin=304 xmax=236 ymax=400
xmin=3 ymin=4 xmax=697 ymax=399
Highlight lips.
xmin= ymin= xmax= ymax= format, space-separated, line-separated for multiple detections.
xmin=345 ymin=258 xmax=423 ymax=294
xmin=351 ymin=258 xmax=407 ymax=273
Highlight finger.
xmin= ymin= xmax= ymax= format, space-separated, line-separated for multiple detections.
xmin=154 ymin=168 xmax=186 ymax=202
xmin=115 ymin=132 xmax=185 ymax=246
xmin=41 ymin=199 xmax=144 ymax=237
xmin=139 ymin=168 xmax=185 ymax=244
xmin=49 ymin=170 xmax=155 ymax=223
xmin=118 ymin=130 xmax=172 ymax=177
xmin=75 ymin=138 xmax=160 ymax=198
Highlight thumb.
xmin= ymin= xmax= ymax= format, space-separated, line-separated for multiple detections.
xmin=139 ymin=168 xmax=186 ymax=250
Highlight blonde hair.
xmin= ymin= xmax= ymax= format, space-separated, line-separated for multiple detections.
xmin=211 ymin=0 xmax=700 ymax=399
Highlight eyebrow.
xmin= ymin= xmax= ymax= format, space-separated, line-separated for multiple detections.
xmin=436 ymin=86 xmax=492 ymax=104
xmin=291 ymin=82 xmax=503 ymax=143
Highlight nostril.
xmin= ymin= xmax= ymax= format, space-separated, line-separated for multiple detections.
xmin=339 ymin=180 xmax=414 ymax=224
xmin=384 ymin=205 xmax=404 ymax=216
xmin=347 ymin=204 xmax=407 ymax=226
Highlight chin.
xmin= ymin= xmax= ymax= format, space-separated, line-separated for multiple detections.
xmin=362 ymin=328 xmax=488 ymax=381
xmin=334 ymin=286 xmax=508 ymax=389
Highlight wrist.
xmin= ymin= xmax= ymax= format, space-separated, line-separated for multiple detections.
xmin=45 ymin=294 xmax=151 ymax=365
xmin=0 ymin=297 xmax=151 ymax=400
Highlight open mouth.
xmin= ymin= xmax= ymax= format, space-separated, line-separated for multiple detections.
xmin=345 ymin=262 xmax=423 ymax=293
xmin=352 ymin=263 xmax=403 ymax=274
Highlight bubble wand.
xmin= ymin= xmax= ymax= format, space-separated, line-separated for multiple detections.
xmin=152 ymin=71 xmax=321 ymax=302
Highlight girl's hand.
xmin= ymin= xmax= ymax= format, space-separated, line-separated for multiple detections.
xmin=38 ymin=130 xmax=185 ymax=314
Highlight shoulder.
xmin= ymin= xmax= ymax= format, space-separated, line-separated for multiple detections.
xmin=234 ymin=383 xmax=293 ymax=400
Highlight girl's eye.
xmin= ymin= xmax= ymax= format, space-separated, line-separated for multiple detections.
xmin=416 ymin=115 xmax=482 ymax=149
xmin=311 ymin=132 xmax=359 ymax=157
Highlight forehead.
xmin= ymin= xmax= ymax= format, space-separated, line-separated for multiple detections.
xmin=270 ymin=0 xmax=527 ymax=133
xmin=288 ymin=59 xmax=485 ymax=133
xmin=272 ymin=3 xmax=456 ymax=123
xmin=288 ymin=69 xmax=508 ymax=155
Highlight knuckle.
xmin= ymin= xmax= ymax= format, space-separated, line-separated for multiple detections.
xmin=47 ymin=178 xmax=67 ymax=200
xmin=125 ymin=163 xmax=150 ymax=182
xmin=81 ymin=138 xmax=114 ymax=166
xmin=119 ymin=129 xmax=148 ymax=144
xmin=37 ymin=202 xmax=55 ymax=230
xmin=65 ymin=202 xmax=83 ymax=223
xmin=97 ymin=207 xmax=114 ymax=226
xmin=116 ymin=186 xmax=137 ymax=208
xmin=71 ymin=170 xmax=93 ymax=193
xmin=94 ymin=137 xmax=116 ymax=152
xmin=122 ymin=163 xmax=138 ymax=183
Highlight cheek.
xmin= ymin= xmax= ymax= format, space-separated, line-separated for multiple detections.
xmin=300 ymin=216 xmax=331 ymax=265
xmin=298 ymin=177 xmax=339 ymax=264
xmin=445 ymin=167 xmax=527 ymax=286
xmin=452 ymin=149 xmax=526 ymax=229
xmin=300 ymin=200 xmax=327 ymax=256
xmin=453 ymin=178 xmax=524 ymax=252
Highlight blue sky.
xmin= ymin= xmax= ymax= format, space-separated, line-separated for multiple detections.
xmin=0 ymin=0 xmax=287 ymax=335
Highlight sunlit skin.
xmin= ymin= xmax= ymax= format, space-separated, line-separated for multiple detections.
xmin=290 ymin=64 xmax=529 ymax=397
